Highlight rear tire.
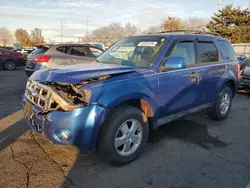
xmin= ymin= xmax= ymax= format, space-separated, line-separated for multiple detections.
xmin=207 ymin=86 xmax=233 ymax=121
xmin=4 ymin=60 xmax=16 ymax=70
xmin=98 ymin=105 xmax=149 ymax=165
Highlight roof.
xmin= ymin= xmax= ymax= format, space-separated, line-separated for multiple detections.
xmin=133 ymin=33 xmax=225 ymax=40
xmin=36 ymin=43 xmax=104 ymax=51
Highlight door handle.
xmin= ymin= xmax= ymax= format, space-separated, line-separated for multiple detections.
xmin=189 ymin=72 xmax=199 ymax=77
xmin=189 ymin=72 xmax=201 ymax=84
xmin=216 ymin=68 xmax=226 ymax=73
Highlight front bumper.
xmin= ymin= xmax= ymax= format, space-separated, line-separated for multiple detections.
xmin=22 ymin=98 xmax=109 ymax=149
xmin=238 ymin=77 xmax=250 ymax=90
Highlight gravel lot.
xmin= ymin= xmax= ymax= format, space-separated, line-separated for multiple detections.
xmin=0 ymin=68 xmax=250 ymax=188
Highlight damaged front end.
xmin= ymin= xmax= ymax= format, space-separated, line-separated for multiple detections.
xmin=23 ymin=76 xmax=111 ymax=149
xmin=25 ymin=75 xmax=111 ymax=113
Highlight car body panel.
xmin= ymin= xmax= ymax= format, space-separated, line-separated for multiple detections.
xmin=239 ymin=64 xmax=250 ymax=90
xmin=0 ymin=48 xmax=25 ymax=69
xmin=22 ymin=34 xmax=239 ymax=149
xmin=22 ymin=98 xmax=108 ymax=149
xmin=25 ymin=44 xmax=104 ymax=76
xmin=30 ymin=63 xmax=137 ymax=84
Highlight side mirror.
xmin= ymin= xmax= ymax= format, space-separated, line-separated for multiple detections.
xmin=162 ymin=57 xmax=186 ymax=70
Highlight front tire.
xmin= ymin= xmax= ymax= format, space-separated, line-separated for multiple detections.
xmin=4 ymin=60 xmax=16 ymax=70
xmin=98 ymin=105 xmax=149 ymax=165
xmin=207 ymin=86 xmax=233 ymax=121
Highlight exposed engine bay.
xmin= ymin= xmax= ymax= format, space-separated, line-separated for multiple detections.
xmin=25 ymin=75 xmax=111 ymax=113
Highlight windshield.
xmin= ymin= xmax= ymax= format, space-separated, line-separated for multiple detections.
xmin=96 ymin=36 xmax=166 ymax=67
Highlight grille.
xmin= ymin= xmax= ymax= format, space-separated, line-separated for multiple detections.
xmin=242 ymin=76 xmax=250 ymax=80
xmin=25 ymin=80 xmax=54 ymax=112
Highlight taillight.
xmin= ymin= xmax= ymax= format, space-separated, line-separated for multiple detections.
xmin=33 ymin=55 xmax=51 ymax=63
xmin=237 ymin=63 xmax=241 ymax=78
xmin=10 ymin=52 xmax=24 ymax=59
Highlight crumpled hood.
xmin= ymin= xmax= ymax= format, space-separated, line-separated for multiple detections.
xmin=30 ymin=63 xmax=137 ymax=84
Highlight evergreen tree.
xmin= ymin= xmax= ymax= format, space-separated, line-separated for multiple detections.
xmin=207 ymin=5 xmax=250 ymax=43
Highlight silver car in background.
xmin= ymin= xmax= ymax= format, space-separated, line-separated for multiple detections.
xmin=25 ymin=43 xmax=104 ymax=76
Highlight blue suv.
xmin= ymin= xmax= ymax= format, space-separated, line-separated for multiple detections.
xmin=22 ymin=33 xmax=239 ymax=165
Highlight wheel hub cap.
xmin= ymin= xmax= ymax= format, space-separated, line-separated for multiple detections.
xmin=6 ymin=61 xmax=14 ymax=69
xmin=220 ymin=93 xmax=230 ymax=115
xmin=114 ymin=119 xmax=143 ymax=156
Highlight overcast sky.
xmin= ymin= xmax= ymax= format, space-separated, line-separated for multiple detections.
xmin=0 ymin=0 xmax=249 ymax=41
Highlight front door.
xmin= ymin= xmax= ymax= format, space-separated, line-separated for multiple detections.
xmin=158 ymin=41 xmax=202 ymax=118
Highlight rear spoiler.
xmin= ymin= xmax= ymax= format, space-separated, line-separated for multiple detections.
xmin=35 ymin=44 xmax=51 ymax=49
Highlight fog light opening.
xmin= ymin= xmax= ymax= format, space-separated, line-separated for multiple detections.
xmin=53 ymin=128 xmax=72 ymax=142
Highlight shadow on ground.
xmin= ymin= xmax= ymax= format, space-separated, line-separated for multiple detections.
xmin=62 ymin=118 xmax=229 ymax=187
xmin=0 ymin=119 xmax=29 ymax=152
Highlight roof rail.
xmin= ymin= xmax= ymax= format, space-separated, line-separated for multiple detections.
xmin=148 ymin=30 xmax=221 ymax=37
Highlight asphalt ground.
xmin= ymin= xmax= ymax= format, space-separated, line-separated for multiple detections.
xmin=0 ymin=68 xmax=250 ymax=188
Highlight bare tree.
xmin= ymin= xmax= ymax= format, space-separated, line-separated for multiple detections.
xmin=0 ymin=27 xmax=13 ymax=46
xmin=184 ymin=17 xmax=209 ymax=31
xmin=123 ymin=23 xmax=139 ymax=36
xmin=140 ymin=25 xmax=162 ymax=34
xmin=30 ymin=28 xmax=44 ymax=45
xmin=15 ymin=29 xmax=31 ymax=46
xmin=82 ymin=22 xmax=139 ymax=46
xmin=163 ymin=17 xmax=184 ymax=31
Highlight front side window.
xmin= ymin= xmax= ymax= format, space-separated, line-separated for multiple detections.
xmin=198 ymin=42 xmax=219 ymax=63
xmin=69 ymin=47 xmax=88 ymax=56
xmin=168 ymin=42 xmax=196 ymax=65
xmin=89 ymin=47 xmax=103 ymax=57
xmin=96 ymin=36 xmax=166 ymax=67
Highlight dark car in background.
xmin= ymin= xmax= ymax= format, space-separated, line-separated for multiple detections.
xmin=238 ymin=58 xmax=250 ymax=70
xmin=0 ymin=48 xmax=25 ymax=70
xmin=25 ymin=43 xmax=104 ymax=76
xmin=0 ymin=46 xmax=14 ymax=51
xmin=239 ymin=61 xmax=250 ymax=91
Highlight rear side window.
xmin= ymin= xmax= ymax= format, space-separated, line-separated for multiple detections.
xmin=218 ymin=40 xmax=237 ymax=61
xmin=198 ymin=42 xmax=219 ymax=63
xmin=56 ymin=46 xmax=68 ymax=54
xmin=69 ymin=46 xmax=88 ymax=56
xmin=32 ymin=47 xmax=49 ymax=54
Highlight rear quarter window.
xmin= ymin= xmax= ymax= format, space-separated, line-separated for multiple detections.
xmin=56 ymin=46 xmax=68 ymax=54
xmin=198 ymin=42 xmax=219 ymax=63
xmin=217 ymin=40 xmax=237 ymax=61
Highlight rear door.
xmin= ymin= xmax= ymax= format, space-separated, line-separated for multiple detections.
xmin=67 ymin=46 xmax=95 ymax=65
xmin=196 ymin=40 xmax=223 ymax=103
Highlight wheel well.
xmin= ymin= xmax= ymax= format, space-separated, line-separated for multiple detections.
xmin=4 ymin=59 xmax=16 ymax=64
xmin=225 ymin=80 xmax=236 ymax=97
xmin=113 ymin=99 xmax=154 ymax=127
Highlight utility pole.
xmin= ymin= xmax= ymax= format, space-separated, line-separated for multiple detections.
xmin=218 ymin=0 xmax=222 ymax=13
xmin=60 ymin=19 xmax=65 ymax=43
xmin=86 ymin=16 xmax=89 ymax=34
